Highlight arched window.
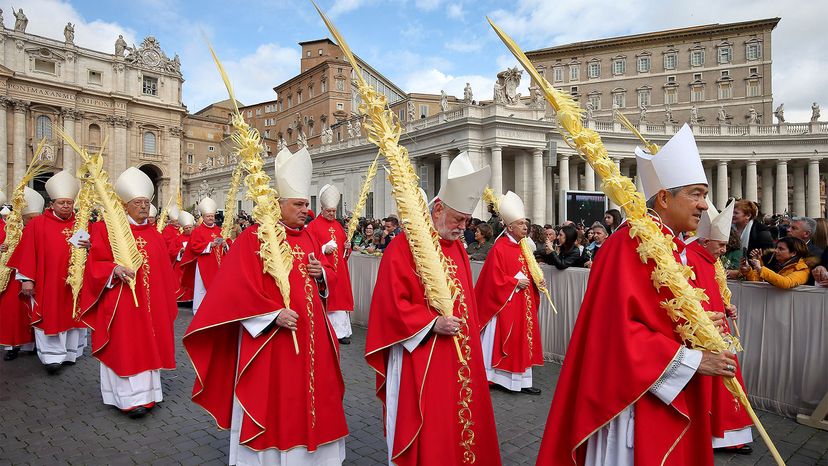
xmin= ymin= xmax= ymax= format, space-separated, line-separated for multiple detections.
xmin=35 ymin=115 xmax=53 ymax=141
xmin=143 ymin=131 xmax=157 ymax=154
xmin=88 ymin=124 xmax=101 ymax=146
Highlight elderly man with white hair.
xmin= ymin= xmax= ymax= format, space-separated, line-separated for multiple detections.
xmin=7 ymin=171 xmax=89 ymax=373
xmin=79 ymin=167 xmax=178 ymax=418
xmin=181 ymin=196 xmax=225 ymax=314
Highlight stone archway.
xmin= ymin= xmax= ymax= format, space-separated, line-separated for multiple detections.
xmin=139 ymin=164 xmax=163 ymax=204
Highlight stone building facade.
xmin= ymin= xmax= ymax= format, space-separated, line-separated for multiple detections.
xmin=526 ymin=18 xmax=779 ymax=127
xmin=0 ymin=15 xmax=185 ymax=204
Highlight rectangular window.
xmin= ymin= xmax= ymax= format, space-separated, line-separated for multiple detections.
xmin=665 ymin=88 xmax=678 ymax=105
xmin=721 ymin=70 xmax=730 ymax=78
xmin=693 ymin=73 xmax=702 ymax=81
xmin=336 ymin=102 xmax=344 ymax=111
xmin=637 ymin=56 xmax=651 ymax=73
xmin=207 ymin=133 xmax=214 ymax=140
xmin=691 ymin=86 xmax=705 ymax=102
xmin=399 ymin=109 xmax=405 ymax=121
xmin=256 ymin=109 xmax=262 ymax=116
xmin=747 ymin=80 xmax=761 ymax=97
xmin=570 ymin=86 xmax=579 ymax=94
xmin=247 ymin=110 xmax=253 ymax=118
xmin=664 ymin=53 xmax=677 ymax=70
xmin=308 ymin=87 xmax=314 ymax=98
xmin=318 ymin=48 xmax=323 ymax=56
xmin=321 ymin=80 xmax=328 ymax=93
xmin=553 ymin=67 xmax=564 ymax=83
xmin=306 ymin=50 xmax=311 ymax=57
xmin=297 ymin=93 xmax=302 ymax=104
xmin=569 ymin=65 xmax=579 ymax=81
xmin=88 ymin=70 xmax=103 ymax=85
xmin=419 ymin=104 xmax=428 ymax=118
xmin=34 ymin=59 xmax=56 ymax=74
xmin=747 ymin=43 xmax=760 ymax=60
xmin=187 ymin=154 xmax=194 ymax=164
xmin=208 ymin=145 xmax=215 ymax=152
xmin=638 ymin=90 xmax=651 ymax=107
xmin=287 ymin=97 xmax=292 ymax=108
xmin=587 ymin=62 xmax=600 ymax=78
xmin=613 ymin=59 xmax=625 ymax=75
xmin=718 ymin=83 xmax=732 ymax=99
xmin=667 ymin=75 xmax=676 ymax=83
xmin=264 ymin=130 xmax=270 ymax=138
xmin=613 ymin=93 xmax=625 ymax=108
xmin=187 ymin=142 xmax=194 ymax=149
xmin=691 ymin=50 xmax=704 ymax=67
xmin=718 ymin=47 xmax=732 ymax=64
xmin=749 ymin=67 xmax=758 ymax=75
xmin=588 ymin=94 xmax=601 ymax=110
xmin=142 ymin=76 xmax=158 ymax=96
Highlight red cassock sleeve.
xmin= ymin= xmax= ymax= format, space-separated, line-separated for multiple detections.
xmin=536 ymin=224 xmax=713 ymax=466
xmin=474 ymin=236 xmax=523 ymax=328
xmin=6 ymin=217 xmax=39 ymax=281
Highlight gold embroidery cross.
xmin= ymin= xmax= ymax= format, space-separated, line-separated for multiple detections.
xmin=291 ymin=244 xmax=306 ymax=263
xmin=135 ymin=236 xmax=148 ymax=251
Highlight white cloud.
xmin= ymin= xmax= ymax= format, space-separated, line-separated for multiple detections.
xmin=401 ymin=68 xmax=493 ymax=102
xmin=415 ymin=0 xmax=442 ymax=12
xmin=328 ymin=0 xmax=372 ymax=18
xmin=486 ymin=0 xmax=827 ymax=122
xmin=447 ymin=4 xmax=464 ymax=20
xmin=0 ymin=0 xmax=137 ymax=53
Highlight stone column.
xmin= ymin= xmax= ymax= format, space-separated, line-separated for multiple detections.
xmin=0 ymin=99 xmax=8 ymax=191
xmin=569 ymin=160 xmax=579 ymax=191
xmin=558 ymin=154 xmax=570 ymax=224
xmin=584 ymin=161 xmax=596 ymax=191
xmin=704 ymin=165 xmax=714 ymax=203
xmin=439 ymin=151 xmax=451 ymax=189
xmin=545 ymin=165 xmax=556 ymax=225
xmin=168 ymin=125 xmax=183 ymax=206
xmin=716 ymin=160 xmax=729 ymax=209
xmin=730 ymin=163 xmax=743 ymax=199
xmin=61 ymin=109 xmax=77 ymax=174
xmin=807 ymin=158 xmax=822 ymax=218
xmin=111 ymin=117 xmax=130 ymax=178
xmin=608 ymin=157 xmax=621 ymax=209
xmin=515 ymin=151 xmax=530 ymax=213
xmin=761 ymin=165 xmax=774 ymax=215
xmin=792 ymin=164 xmax=806 ymax=216
xmin=12 ymin=100 xmax=28 ymax=185
xmin=490 ymin=146 xmax=503 ymax=195
xmin=775 ymin=159 xmax=789 ymax=214
xmin=745 ymin=160 xmax=758 ymax=202
xmin=531 ymin=148 xmax=545 ymax=224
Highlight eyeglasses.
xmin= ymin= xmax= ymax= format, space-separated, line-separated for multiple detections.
xmin=130 ymin=200 xmax=151 ymax=206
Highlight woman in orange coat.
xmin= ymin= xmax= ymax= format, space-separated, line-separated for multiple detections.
xmin=743 ymin=236 xmax=810 ymax=289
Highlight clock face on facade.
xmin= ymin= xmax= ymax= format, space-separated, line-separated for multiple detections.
xmin=143 ymin=50 xmax=161 ymax=67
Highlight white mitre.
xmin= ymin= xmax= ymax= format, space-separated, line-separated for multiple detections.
xmin=635 ymin=124 xmax=707 ymax=200
xmin=697 ymin=198 xmax=735 ymax=242
xmin=22 ymin=187 xmax=45 ymax=215
xmin=0 ymin=190 xmax=7 ymax=205
xmin=274 ymin=146 xmax=312 ymax=201
xmin=149 ymin=204 xmax=158 ymax=217
xmin=434 ymin=152 xmax=491 ymax=215
xmin=45 ymin=170 xmax=81 ymax=201
xmin=499 ymin=191 xmax=526 ymax=225
xmin=319 ymin=184 xmax=341 ymax=209
xmin=0 ymin=206 xmax=10 ymax=217
xmin=114 ymin=167 xmax=154 ymax=203
xmin=168 ymin=205 xmax=181 ymax=222
xmin=179 ymin=211 xmax=195 ymax=227
xmin=198 ymin=197 xmax=218 ymax=215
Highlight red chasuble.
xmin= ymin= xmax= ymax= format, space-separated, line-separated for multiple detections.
xmin=180 ymin=223 xmax=224 ymax=289
xmin=306 ymin=216 xmax=353 ymax=312
xmin=475 ymin=235 xmax=543 ymax=373
xmin=171 ymin=232 xmax=193 ymax=302
xmin=685 ymin=240 xmax=752 ymax=438
xmin=536 ymin=222 xmax=713 ymax=466
xmin=78 ymin=221 xmax=178 ymax=376
xmin=365 ymin=233 xmax=502 ymax=466
xmin=161 ymin=224 xmax=180 ymax=250
xmin=7 ymin=209 xmax=82 ymax=335
xmin=184 ymin=224 xmax=348 ymax=452
xmin=0 ymin=218 xmax=33 ymax=346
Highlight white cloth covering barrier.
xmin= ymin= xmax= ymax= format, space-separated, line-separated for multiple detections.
xmin=347 ymin=253 xmax=828 ymax=419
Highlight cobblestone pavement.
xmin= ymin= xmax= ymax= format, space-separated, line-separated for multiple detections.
xmin=1 ymin=311 xmax=826 ymax=465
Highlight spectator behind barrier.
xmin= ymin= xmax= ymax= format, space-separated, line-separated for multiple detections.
xmin=742 ymin=236 xmax=810 ymax=289
xmin=467 ymin=223 xmax=493 ymax=261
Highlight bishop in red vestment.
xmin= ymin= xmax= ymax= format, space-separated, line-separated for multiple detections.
xmin=161 ymin=205 xmax=181 ymax=250
xmin=686 ymin=201 xmax=754 ymax=453
xmin=476 ymin=191 xmax=544 ymax=394
xmin=79 ymin=167 xmax=178 ymax=418
xmin=7 ymin=171 xmax=87 ymax=373
xmin=306 ymin=184 xmax=354 ymax=344
xmin=536 ymin=125 xmax=737 ymax=466
xmin=181 ymin=197 xmax=225 ymax=314
xmin=185 ymin=146 xmax=348 ymax=466
xmin=172 ymin=211 xmax=195 ymax=303
xmin=0 ymin=189 xmax=40 ymax=359
xmin=366 ymin=152 xmax=500 ymax=466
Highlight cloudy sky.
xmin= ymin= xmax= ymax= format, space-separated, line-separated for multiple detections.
xmin=3 ymin=0 xmax=825 ymax=121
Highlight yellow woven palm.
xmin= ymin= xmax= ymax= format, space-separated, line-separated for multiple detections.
xmin=0 ymin=140 xmax=49 ymax=293
xmin=315 ymin=2 xmax=464 ymax=362
xmin=208 ymin=44 xmax=299 ymax=354
xmin=155 ymin=191 xmax=175 ymax=234
xmin=57 ymin=127 xmax=143 ymax=307
xmin=488 ymin=18 xmax=782 ymax=465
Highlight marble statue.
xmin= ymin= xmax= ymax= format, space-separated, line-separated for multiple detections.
xmin=747 ymin=107 xmax=758 ymax=124
xmin=585 ymin=102 xmax=594 ymax=120
xmin=493 ymin=67 xmax=522 ymax=105
xmin=690 ymin=105 xmax=699 ymax=125
xmin=321 ymin=125 xmax=333 ymax=144
xmin=13 ymin=8 xmax=27 ymax=32
xmin=664 ymin=105 xmax=674 ymax=123
xmin=353 ymin=118 xmax=361 ymax=136
xmin=115 ymin=35 xmax=128 ymax=57
xmin=407 ymin=101 xmax=415 ymax=121
xmin=0 ymin=9 xmax=4 ymax=28
xmin=716 ymin=106 xmax=727 ymax=124
xmin=463 ymin=83 xmax=473 ymax=104
xmin=297 ymin=130 xmax=308 ymax=149
xmin=64 ymin=23 xmax=74 ymax=44
xmin=774 ymin=103 xmax=785 ymax=124
xmin=277 ymin=135 xmax=286 ymax=152
xmin=440 ymin=90 xmax=448 ymax=113
xmin=638 ymin=104 xmax=647 ymax=124
xmin=346 ymin=121 xmax=355 ymax=139
xmin=812 ymin=103 xmax=821 ymax=123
